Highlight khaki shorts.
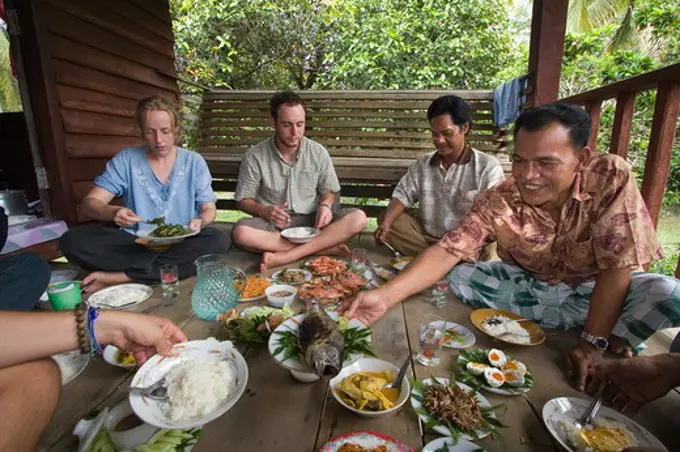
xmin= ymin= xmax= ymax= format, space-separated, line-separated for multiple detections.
xmin=234 ymin=207 xmax=359 ymax=232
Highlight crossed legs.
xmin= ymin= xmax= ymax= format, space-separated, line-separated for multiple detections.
xmin=233 ymin=209 xmax=367 ymax=272
xmin=0 ymin=358 xmax=61 ymax=451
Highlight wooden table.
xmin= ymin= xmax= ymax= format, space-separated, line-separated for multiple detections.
xmin=40 ymin=247 xmax=680 ymax=451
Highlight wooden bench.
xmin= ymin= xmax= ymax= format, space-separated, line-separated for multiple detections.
xmin=197 ymin=90 xmax=511 ymax=216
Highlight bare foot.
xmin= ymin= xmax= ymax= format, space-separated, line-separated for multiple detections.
xmin=610 ymin=335 xmax=635 ymax=357
xmin=260 ymin=252 xmax=279 ymax=273
xmin=315 ymin=244 xmax=352 ymax=257
xmin=82 ymin=271 xmax=131 ymax=294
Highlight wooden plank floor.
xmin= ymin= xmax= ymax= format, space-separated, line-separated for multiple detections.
xmin=40 ymin=235 xmax=679 ymax=451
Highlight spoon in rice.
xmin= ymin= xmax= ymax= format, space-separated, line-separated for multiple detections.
xmin=123 ymin=378 xmax=168 ymax=400
xmin=573 ymin=381 xmax=606 ymax=429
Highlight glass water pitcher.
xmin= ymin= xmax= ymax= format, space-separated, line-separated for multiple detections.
xmin=191 ymin=254 xmax=246 ymax=321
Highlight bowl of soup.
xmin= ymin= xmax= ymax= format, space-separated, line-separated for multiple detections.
xmin=265 ymin=284 xmax=297 ymax=308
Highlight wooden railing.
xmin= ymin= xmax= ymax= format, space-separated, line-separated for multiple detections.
xmin=560 ymin=63 xmax=680 ymax=278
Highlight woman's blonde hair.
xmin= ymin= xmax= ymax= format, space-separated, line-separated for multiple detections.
xmin=134 ymin=95 xmax=182 ymax=144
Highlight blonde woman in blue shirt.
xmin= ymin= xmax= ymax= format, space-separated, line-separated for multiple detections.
xmin=61 ymin=96 xmax=230 ymax=293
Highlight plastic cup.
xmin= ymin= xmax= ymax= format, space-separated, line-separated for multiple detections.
xmin=416 ymin=313 xmax=446 ymax=366
xmin=47 ymin=281 xmax=82 ymax=311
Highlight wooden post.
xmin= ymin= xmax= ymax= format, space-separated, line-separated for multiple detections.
xmin=640 ymin=82 xmax=680 ymax=227
xmin=527 ymin=0 xmax=569 ymax=106
xmin=585 ymin=101 xmax=602 ymax=152
xmin=676 ymin=256 xmax=680 ymax=279
xmin=610 ymin=92 xmax=637 ymax=159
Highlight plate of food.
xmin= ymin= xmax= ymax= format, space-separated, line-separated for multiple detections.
xmin=410 ymin=378 xmax=502 ymax=441
xmin=129 ymin=339 xmax=248 ymax=430
xmin=469 ymin=308 xmax=545 ymax=346
xmin=370 ymin=265 xmax=397 ymax=283
xmin=542 ymin=397 xmax=667 ymax=452
xmin=219 ymin=305 xmax=295 ymax=343
xmin=304 ymin=256 xmax=348 ymax=276
xmin=272 ymin=268 xmax=313 ymax=285
xmin=317 ymin=431 xmax=412 ymax=452
xmin=136 ymin=217 xmax=199 ymax=245
xmin=442 ymin=322 xmax=476 ymax=349
xmin=268 ymin=303 xmax=373 ymax=377
xmin=457 ymin=348 xmax=534 ymax=395
xmin=281 ymin=226 xmax=320 ymax=244
xmin=422 ymin=437 xmax=485 ymax=452
xmin=298 ymin=272 xmax=367 ymax=310
xmin=88 ymin=283 xmax=153 ymax=309
xmin=238 ymin=275 xmax=272 ymax=302
xmin=389 ymin=256 xmax=414 ymax=271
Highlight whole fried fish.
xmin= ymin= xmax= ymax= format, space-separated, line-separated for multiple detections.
xmin=298 ymin=302 xmax=344 ymax=378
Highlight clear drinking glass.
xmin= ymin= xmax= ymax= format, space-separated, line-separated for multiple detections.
xmin=430 ymin=280 xmax=450 ymax=307
xmin=351 ymin=248 xmax=368 ymax=273
xmin=416 ymin=313 xmax=446 ymax=366
xmin=160 ymin=264 xmax=179 ymax=299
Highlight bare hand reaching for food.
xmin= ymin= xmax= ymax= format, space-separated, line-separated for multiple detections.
xmin=315 ymin=204 xmax=333 ymax=229
xmin=339 ymin=290 xmax=390 ymax=326
xmin=114 ymin=207 xmax=141 ymax=227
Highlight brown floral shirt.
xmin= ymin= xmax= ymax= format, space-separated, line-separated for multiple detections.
xmin=438 ymin=154 xmax=663 ymax=286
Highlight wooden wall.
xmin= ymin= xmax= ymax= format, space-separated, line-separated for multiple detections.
xmin=19 ymin=0 xmax=179 ymax=222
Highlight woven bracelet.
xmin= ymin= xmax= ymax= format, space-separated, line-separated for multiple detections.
xmin=87 ymin=305 xmax=104 ymax=355
xmin=74 ymin=303 xmax=91 ymax=355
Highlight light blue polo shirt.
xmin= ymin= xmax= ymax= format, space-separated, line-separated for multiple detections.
xmin=94 ymin=146 xmax=216 ymax=233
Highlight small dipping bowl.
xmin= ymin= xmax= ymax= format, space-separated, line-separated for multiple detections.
xmin=265 ymin=284 xmax=297 ymax=308
xmin=104 ymin=399 xmax=159 ymax=450
xmin=47 ymin=281 xmax=82 ymax=311
xmin=103 ymin=345 xmax=137 ymax=370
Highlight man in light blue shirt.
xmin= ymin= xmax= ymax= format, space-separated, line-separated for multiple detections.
xmin=60 ymin=96 xmax=230 ymax=292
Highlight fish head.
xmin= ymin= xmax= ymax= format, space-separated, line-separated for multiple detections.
xmin=310 ymin=343 xmax=342 ymax=379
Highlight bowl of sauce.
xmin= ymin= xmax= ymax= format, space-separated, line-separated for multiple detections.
xmin=104 ymin=399 xmax=159 ymax=450
xmin=265 ymin=284 xmax=297 ymax=308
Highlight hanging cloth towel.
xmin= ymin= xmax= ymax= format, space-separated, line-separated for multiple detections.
xmin=493 ymin=75 xmax=528 ymax=127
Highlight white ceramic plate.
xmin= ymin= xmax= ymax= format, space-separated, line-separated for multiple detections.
xmin=317 ymin=431 xmax=411 ymax=452
xmin=441 ymin=321 xmax=476 ymax=349
xmin=271 ymin=268 xmax=313 ymax=286
xmin=410 ymin=378 xmax=495 ymax=440
xmin=457 ymin=349 xmax=534 ymax=396
xmin=136 ymin=227 xmax=200 ymax=245
xmin=268 ymin=311 xmax=370 ymax=372
xmin=129 ymin=339 xmax=248 ymax=430
xmin=52 ymin=350 xmax=90 ymax=385
xmin=88 ymin=283 xmax=153 ymax=309
xmin=542 ymin=397 xmax=668 ymax=452
xmin=422 ymin=437 xmax=485 ymax=452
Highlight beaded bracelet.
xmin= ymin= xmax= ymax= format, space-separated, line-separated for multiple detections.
xmin=74 ymin=303 xmax=91 ymax=354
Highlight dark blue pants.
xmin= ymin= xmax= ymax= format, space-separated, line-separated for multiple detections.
xmin=0 ymin=253 xmax=51 ymax=310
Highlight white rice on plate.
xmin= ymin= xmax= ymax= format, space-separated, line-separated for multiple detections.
xmin=164 ymin=358 xmax=236 ymax=421
xmin=482 ymin=315 xmax=531 ymax=344
xmin=560 ymin=418 xmax=637 ymax=451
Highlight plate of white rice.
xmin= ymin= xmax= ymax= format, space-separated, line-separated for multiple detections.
xmin=542 ymin=396 xmax=667 ymax=452
xmin=470 ymin=308 xmax=545 ymax=346
xmin=129 ymin=339 xmax=248 ymax=430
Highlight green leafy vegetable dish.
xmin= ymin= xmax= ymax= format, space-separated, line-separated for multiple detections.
xmin=220 ymin=305 xmax=294 ymax=343
xmin=457 ymin=348 xmax=535 ymax=395
xmin=273 ymin=315 xmax=374 ymax=363
xmin=411 ymin=377 xmax=503 ymax=444
xmin=147 ymin=217 xmax=191 ymax=238
xmin=88 ymin=427 xmax=202 ymax=452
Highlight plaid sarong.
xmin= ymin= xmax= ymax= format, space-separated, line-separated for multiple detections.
xmin=447 ymin=262 xmax=680 ymax=351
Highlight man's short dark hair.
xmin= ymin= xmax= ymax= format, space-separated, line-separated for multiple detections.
xmin=427 ymin=95 xmax=472 ymax=129
xmin=270 ymin=90 xmax=305 ymax=120
xmin=514 ymin=103 xmax=591 ymax=150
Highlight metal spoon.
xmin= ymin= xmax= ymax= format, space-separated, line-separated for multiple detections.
xmin=123 ymin=379 xmax=168 ymax=400
xmin=384 ymin=355 xmax=411 ymax=391
xmin=382 ymin=241 xmax=404 ymax=258
xmin=573 ymin=382 xmax=606 ymax=429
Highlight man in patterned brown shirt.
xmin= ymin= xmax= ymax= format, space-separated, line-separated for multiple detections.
xmin=342 ymin=103 xmax=680 ymax=392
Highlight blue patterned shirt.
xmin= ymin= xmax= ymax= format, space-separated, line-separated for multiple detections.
xmin=94 ymin=146 xmax=216 ymax=233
